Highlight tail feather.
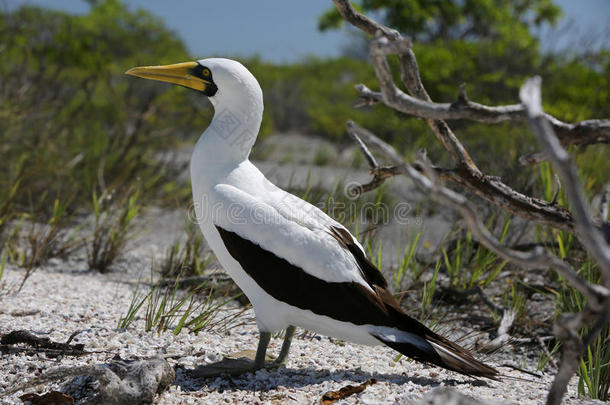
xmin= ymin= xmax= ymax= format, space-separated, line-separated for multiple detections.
xmin=363 ymin=281 xmax=498 ymax=379
xmin=428 ymin=336 xmax=499 ymax=379
xmin=371 ymin=300 xmax=500 ymax=380
xmin=373 ymin=329 xmax=499 ymax=380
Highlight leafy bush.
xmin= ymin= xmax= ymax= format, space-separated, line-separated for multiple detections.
xmin=0 ymin=1 xmax=211 ymax=215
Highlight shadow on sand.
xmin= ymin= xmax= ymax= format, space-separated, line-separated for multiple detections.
xmin=174 ymin=362 xmax=490 ymax=393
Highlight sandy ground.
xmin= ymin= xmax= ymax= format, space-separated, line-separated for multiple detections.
xmin=0 ymin=235 xmax=603 ymax=404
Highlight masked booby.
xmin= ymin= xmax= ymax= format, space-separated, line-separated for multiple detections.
xmin=125 ymin=58 xmax=498 ymax=379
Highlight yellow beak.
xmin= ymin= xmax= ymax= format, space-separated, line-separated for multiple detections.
xmin=125 ymin=61 xmax=212 ymax=92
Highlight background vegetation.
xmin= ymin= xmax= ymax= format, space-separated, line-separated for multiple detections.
xmin=2 ymin=0 xmax=608 ymax=217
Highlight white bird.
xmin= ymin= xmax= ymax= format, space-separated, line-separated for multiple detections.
xmin=125 ymin=58 xmax=498 ymax=379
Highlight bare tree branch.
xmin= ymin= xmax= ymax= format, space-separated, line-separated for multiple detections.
xmin=333 ymin=3 xmax=609 ymax=402
xmin=369 ymin=35 xmax=477 ymax=169
xmin=520 ymin=77 xmax=610 ymax=278
xmin=331 ymin=0 xmax=400 ymax=40
xmin=355 ymin=83 xmax=610 ymax=149
xmin=347 ymin=119 xmax=609 ymax=405
xmin=519 ymin=78 xmax=610 ymax=404
xmin=347 ymin=121 xmax=608 ymax=306
xmin=333 ymin=0 xmax=581 ymax=233
xmin=348 ymin=127 xmax=454 ymax=195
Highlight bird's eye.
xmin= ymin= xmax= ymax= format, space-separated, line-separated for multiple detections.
xmin=202 ymin=68 xmax=210 ymax=77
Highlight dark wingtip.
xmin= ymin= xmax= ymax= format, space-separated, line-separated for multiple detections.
xmin=373 ymin=329 xmax=500 ymax=381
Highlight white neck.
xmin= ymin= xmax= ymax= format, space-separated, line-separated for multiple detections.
xmin=193 ymin=83 xmax=263 ymax=166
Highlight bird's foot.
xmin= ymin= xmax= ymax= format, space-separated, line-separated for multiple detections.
xmin=273 ymin=357 xmax=288 ymax=366
xmin=188 ymin=350 xmax=279 ymax=378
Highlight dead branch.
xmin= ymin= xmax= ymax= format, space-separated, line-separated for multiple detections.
xmin=354 ymin=83 xmax=610 ymax=149
xmin=347 ymin=121 xmax=608 ymax=306
xmin=333 ymin=2 xmax=609 ymax=402
xmin=0 ymin=330 xmax=86 ymax=357
xmin=331 ymin=0 xmax=400 ymax=40
xmin=346 ymin=120 xmax=609 ymax=405
xmin=348 ymin=121 xmax=574 ymax=234
xmin=520 ymin=78 xmax=610 ymax=277
xmin=369 ymin=34 xmax=576 ymax=232
xmin=519 ymin=77 xmax=610 ymax=405
xmin=348 ymin=129 xmax=454 ymax=195
xmin=332 ymin=0 xmax=602 ymax=234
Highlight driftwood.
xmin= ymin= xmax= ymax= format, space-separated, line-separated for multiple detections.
xmin=1 ymin=356 xmax=175 ymax=405
xmin=332 ymin=1 xmax=610 ymax=404
xmin=0 ymin=330 xmax=86 ymax=357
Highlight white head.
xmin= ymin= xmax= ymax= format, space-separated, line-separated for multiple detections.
xmin=126 ymin=58 xmax=263 ymax=162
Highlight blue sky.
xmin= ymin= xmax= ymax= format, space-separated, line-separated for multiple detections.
xmin=4 ymin=0 xmax=610 ymax=62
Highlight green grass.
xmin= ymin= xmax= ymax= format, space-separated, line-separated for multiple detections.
xmin=118 ymin=265 xmax=242 ymax=335
xmin=392 ymin=228 xmax=423 ymax=289
xmin=578 ymin=327 xmax=610 ymax=400
xmin=441 ymin=216 xmax=511 ymax=291
xmin=160 ymin=221 xmax=212 ymax=279
xmin=421 ymin=259 xmax=441 ymax=320
xmin=88 ymin=188 xmax=141 ymax=272
xmin=537 ymin=340 xmax=560 ymax=372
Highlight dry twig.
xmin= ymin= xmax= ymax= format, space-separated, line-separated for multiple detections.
xmin=348 ymin=120 xmax=606 ymax=304
xmin=321 ymin=378 xmax=378 ymax=404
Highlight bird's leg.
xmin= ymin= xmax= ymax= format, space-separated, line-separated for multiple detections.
xmin=274 ymin=325 xmax=295 ymax=365
xmin=253 ymin=331 xmax=271 ymax=370
xmin=189 ymin=331 xmax=273 ymax=378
